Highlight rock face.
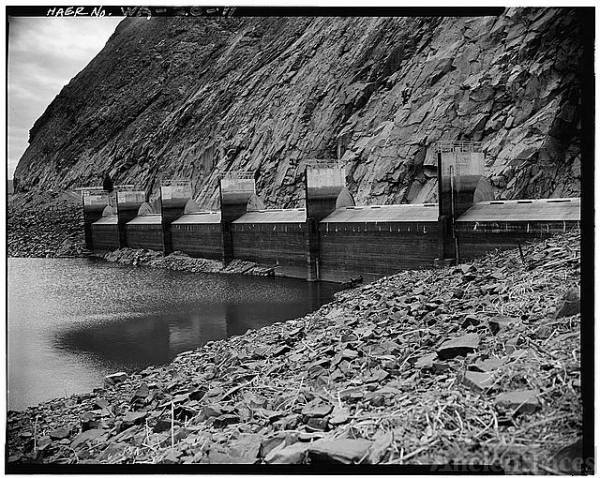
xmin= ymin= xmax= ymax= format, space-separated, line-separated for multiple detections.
xmin=14 ymin=8 xmax=585 ymax=207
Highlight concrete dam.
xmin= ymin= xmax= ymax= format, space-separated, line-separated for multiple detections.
xmin=83 ymin=142 xmax=580 ymax=283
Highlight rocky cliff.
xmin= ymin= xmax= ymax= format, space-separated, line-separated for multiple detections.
xmin=14 ymin=8 xmax=586 ymax=208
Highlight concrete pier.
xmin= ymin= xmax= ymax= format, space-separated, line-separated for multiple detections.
xmin=116 ymin=190 xmax=146 ymax=248
xmin=160 ymin=181 xmax=193 ymax=255
xmin=125 ymin=201 xmax=163 ymax=251
xmin=305 ymin=161 xmax=345 ymax=281
xmin=91 ymin=205 xmax=119 ymax=253
xmin=81 ymin=189 xmax=109 ymax=250
xmin=171 ymin=209 xmax=223 ymax=260
xmin=437 ymin=141 xmax=485 ymax=264
xmin=219 ymin=172 xmax=256 ymax=265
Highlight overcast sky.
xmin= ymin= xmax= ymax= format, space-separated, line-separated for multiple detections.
xmin=7 ymin=16 xmax=123 ymax=179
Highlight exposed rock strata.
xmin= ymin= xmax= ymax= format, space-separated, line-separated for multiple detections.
xmin=14 ymin=8 xmax=585 ymax=207
xmin=7 ymin=231 xmax=582 ymax=470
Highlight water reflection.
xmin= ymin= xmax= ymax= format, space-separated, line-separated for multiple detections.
xmin=8 ymin=259 xmax=339 ymax=410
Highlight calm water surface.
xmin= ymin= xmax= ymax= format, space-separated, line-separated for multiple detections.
xmin=8 ymin=258 xmax=339 ymax=411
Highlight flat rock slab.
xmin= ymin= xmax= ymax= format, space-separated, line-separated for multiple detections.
xmin=104 ymin=372 xmax=128 ymax=386
xmin=437 ymin=333 xmax=480 ymax=360
xmin=414 ymin=352 xmax=437 ymax=370
xmin=122 ymin=410 xmax=147 ymax=425
xmin=70 ymin=428 xmax=106 ymax=448
xmin=49 ymin=428 xmax=71 ymax=440
xmin=555 ymin=287 xmax=580 ymax=318
xmin=473 ymin=357 xmax=506 ymax=372
xmin=329 ymin=406 xmax=349 ymax=426
xmin=481 ymin=284 xmax=501 ymax=295
xmin=363 ymin=368 xmax=389 ymax=383
xmin=132 ymin=383 xmax=149 ymax=400
xmin=457 ymin=264 xmax=476 ymax=274
xmin=265 ymin=442 xmax=310 ymax=464
xmin=461 ymin=315 xmax=481 ymax=328
xmin=461 ymin=371 xmax=495 ymax=392
xmin=96 ymin=442 xmax=126 ymax=462
xmin=259 ymin=433 xmax=297 ymax=459
xmin=505 ymin=338 xmax=520 ymax=355
xmin=306 ymin=417 xmax=329 ymax=432
xmin=495 ymin=390 xmax=540 ymax=414
xmin=213 ymin=414 xmax=239 ymax=429
xmin=208 ymin=436 xmax=261 ymax=464
xmin=339 ymin=388 xmax=364 ymax=403
xmin=308 ymin=438 xmax=373 ymax=464
xmin=302 ymin=402 xmax=333 ymax=419
xmin=489 ymin=316 xmax=521 ymax=334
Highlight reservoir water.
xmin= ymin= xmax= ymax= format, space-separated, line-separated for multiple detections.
xmin=8 ymin=258 xmax=340 ymax=411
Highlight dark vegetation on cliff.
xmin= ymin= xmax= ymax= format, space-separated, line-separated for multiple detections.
xmin=14 ymin=8 xmax=586 ymax=208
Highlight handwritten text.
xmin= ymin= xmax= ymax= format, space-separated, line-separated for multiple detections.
xmin=47 ymin=6 xmax=107 ymax=16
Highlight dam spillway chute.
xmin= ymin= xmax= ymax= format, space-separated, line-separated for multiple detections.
xmin=335 ymin=187 xmax=355 ymax=209
xmin=246 ymin=194 xmax=266 ymax=212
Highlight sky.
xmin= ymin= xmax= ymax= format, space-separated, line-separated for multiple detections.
xmin=7 ymin=16 xmax=123 ymax=179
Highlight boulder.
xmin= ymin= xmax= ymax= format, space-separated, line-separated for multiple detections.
xmin=301 ymin=401 xmax=333 ymax=419
xmin=489 ymin=316 xmax=521 ymax=334
xmin=308 ymin=438 xmax=373 ymax=464
xmin=555 ymin=287 xmax=580 ymax=318
xmin=104 ymin=372 xmax=128 ymax=386
xmin=70 ymin=428 xmax=106 ymax=448
xmin=437 ymin=333 xmax=480 ymax=360
xmin=265 ymin=442 xmax=310 ymax=464
xmin=461 ymin=371 xmax=495 ymax=392
xmin=494 ymin=390 xmax=541 ymax=414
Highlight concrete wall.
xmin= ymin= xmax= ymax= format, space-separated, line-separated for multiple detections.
xmin=91 ymin=224 xmax=120 ymax=253
xmin=161 ymin=182 xmax=193 ymax=254
xmin=437 ymin=144 xmax=484 ymax=262
xmin=124 ymin=224 xmax=164 ymax=251
xmin=171 ymin=223 xmax=223 ymax=260
xmin=319 ymin=222 xmax=439 ymax=283
xmin=305 ymin=165 xmax=345 ymax=280
xmin=220 ymin=175 xmax=256 ymax=264
xmin=83 ymin=174 xmax=580 ymax=283
xmin=456 ymin=221 xmax=580 ymax=262
xmin=82 ymin=193 xmax=109 ymax=249
xmin=117 ymin=190 xmax=146 ymax=248
xmin=231 ymin=223 xmax=308 ymax=279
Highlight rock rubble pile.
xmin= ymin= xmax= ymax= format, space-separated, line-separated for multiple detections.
xmin=7 ymin=192 xmax=86 ymax=258
xmin=7 ymin=231 xmax=582 ymax=472
xmin=103 ymin=249 xmax=275 ymax=276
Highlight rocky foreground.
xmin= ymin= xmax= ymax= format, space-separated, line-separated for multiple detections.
xmin=7 ymin=231 xmax=582 ymax=472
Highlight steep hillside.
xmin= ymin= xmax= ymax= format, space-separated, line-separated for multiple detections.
xmin=14 ymin=8 xmax=585 ymax=208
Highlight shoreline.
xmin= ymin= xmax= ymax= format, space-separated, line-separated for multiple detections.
xmin=99 ymin=248 xmax=276 ymax=277
xmin=7 ymin=230 xmax=583 ymax=471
